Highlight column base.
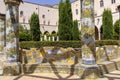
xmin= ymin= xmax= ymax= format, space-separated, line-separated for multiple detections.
xmin=3 ymin=62 xmax=21 ymax=76
xmin=78 ymin=64 xmax=101 ymax=79
xmin=82 ymin=59 xmax=96 ymax=65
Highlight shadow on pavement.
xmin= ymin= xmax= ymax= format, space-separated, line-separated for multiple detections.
xmin=13 ymin=74 xmax=79 ymax=80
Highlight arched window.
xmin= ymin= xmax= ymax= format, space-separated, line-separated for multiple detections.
xmin=100 ymin=0 xmax=104 ymax=7
xmin=76 ymin=9 xmax=78 ymax=15
xmin=48 ymin=21 xmax=50 ymax=25
xmin=20 ymin=11 xmax=23 ymax=17
xmin=23 ymin=17 xmax=25 ymax=23
xmin=43 ymin=20 xmax=46 ymax=24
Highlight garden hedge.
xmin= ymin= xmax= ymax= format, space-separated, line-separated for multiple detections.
xmin=20 ymin=40 xmax=120 ymax=49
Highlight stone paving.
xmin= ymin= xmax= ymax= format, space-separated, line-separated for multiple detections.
xmin=0 ymin=71 xmax=119 ymax=80
xmin=104 ymin=70 xmax=120 ymax=80
xmin=0 ymin=73 xmax=79 ymax=80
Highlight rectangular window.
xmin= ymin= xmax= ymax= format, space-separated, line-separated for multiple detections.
xmin=76 ymin=9 xmax=78 ymax=15
xmin=48 ymin=21 xmax=50 ymax=25
xmin=111 ymin=0 xmax=116 ymax=4
xmin=100 ymin=0 xmax=104 ymax=7
xmin=43 ymin=20 xmax=46 ymax=24
xmin=23 ymin=18 xmax=25 ymax=23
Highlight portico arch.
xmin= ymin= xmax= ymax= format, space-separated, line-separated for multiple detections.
xmin=95 ymin=26 xmax=99 ymax=40
xmin=51 ymin=31 xmax=56 ymax=34
xmin=100 ymin=25 xmax=103 ymax=40
xmin=44 ymin=31 xmax=49 ymax=34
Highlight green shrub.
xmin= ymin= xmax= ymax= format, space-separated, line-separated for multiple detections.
xmin=19 ymin=32 xmax=31 ymax=41
xmin=20 ymin=40 xmax=120 ymax=49
xmin=19 ymin=24 xmax=31 ymax=41
xmin=95 ymin=40 xmax=120 ymax=46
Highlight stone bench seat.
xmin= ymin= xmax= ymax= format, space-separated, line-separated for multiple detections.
xmin=3 ymin=62 xmax=20 ymax=76
xmin=111 ymin=59 xmax=120 ymax=70
xmin=98 ymin=61 xmax=116 ymax=74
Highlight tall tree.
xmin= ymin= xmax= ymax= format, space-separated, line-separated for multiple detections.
xmin=102 ymin=9 xmax=113 ymax=39
xmin=72 ymin=20 xmax=79 ymax=40
xmin=30 ymin=13 xmax=40 ymax=41
xmin=58 ymin=0 xmax=64 ymax=40
xmin=65 ymin=0 xmax=73 ymax=40
xmin=58 ymin=0 xmax=73 ymax=40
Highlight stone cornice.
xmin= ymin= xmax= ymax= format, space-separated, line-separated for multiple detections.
xmin=0 ymin=14 xmax=5 ymax=20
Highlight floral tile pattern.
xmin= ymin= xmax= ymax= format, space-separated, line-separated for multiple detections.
xmin=5 ymin=4 xmax=19 ymax=62
xmin=81 ymin=0 xmax=95 ymax=65
xmin=104 ymin=45 xmax=119 ymax=60
xmin=96 ymin=47 xmax=107 ymax=64
xmin=0 ymin=18 xmax=5 ymax=55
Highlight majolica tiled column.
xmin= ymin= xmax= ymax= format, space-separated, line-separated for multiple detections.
xmin=4 ymin=0 xmax=20 ymax=62
xmin=79 ymin=1 xmax=101 ymax=79
xmin=0 ymin=14 xmax=5 ymax=61
xmin=0 ymin=14 xmax=5 ymax=55
xmin=81 ymin=0 xmax=96 ymax=65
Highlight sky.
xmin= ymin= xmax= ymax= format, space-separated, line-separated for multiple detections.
xmin=24 ymin=0 xmax=75 ymax=5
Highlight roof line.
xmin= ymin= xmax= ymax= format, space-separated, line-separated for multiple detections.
xmin=23 ymin=1 xmax=58 ymax=9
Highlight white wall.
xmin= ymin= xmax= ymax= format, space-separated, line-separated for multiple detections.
xmin=39 ymin=5 xmax=58 ymax=33
xmin=0 ymin=0 xmax=6 ymax=14
xmin=19 ymin=2 xmax=58 ymax=33
xmin=94 ymin=0 xmax=120 ymax=28
xmin=71 ymin=0 xmax=81 ymax=30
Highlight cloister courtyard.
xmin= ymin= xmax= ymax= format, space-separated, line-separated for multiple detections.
xmin=0 ymin=0 xmax=120 ymax=80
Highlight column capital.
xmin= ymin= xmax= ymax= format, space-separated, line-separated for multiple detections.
xmin=4 ymin=0 xmax=23 ymax=5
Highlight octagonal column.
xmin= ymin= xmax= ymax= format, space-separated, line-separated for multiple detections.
xmin=4 ymin=0 xmax=20 ymax=62
xmin=81 ymin=0 xmax=96 ymax=65
xmin=0 ymin=14 xmax=5 ymax=56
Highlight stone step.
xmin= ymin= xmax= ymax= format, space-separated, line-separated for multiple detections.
xmin=0 ymin=69 xmax=3 ymax=75
xmin=104 ymin=74 xmax=120 ymax=78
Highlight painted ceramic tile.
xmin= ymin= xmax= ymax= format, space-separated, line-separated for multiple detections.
xmin=5 ymin=4 xmax=19 ymax=62
xmin=40 ymin=47 xmax=77 ymax=64
xmin=23 ymin=48 xmax=43 ymax=64
xmin=96 ymin=47 xmax=107 ymax=64
xmin=104 ymin=45 xmax=119 ymax=60
xmin=0 ymin=19 xmax=5 ymax=55
xmin=81 ymin=0 xmax=95 ymax=65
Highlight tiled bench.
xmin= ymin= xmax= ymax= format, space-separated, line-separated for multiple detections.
xmin=98 ymin=61 xmax=116 ymax=74
xmin=111 ymin=59 xmax=120 ymax=70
